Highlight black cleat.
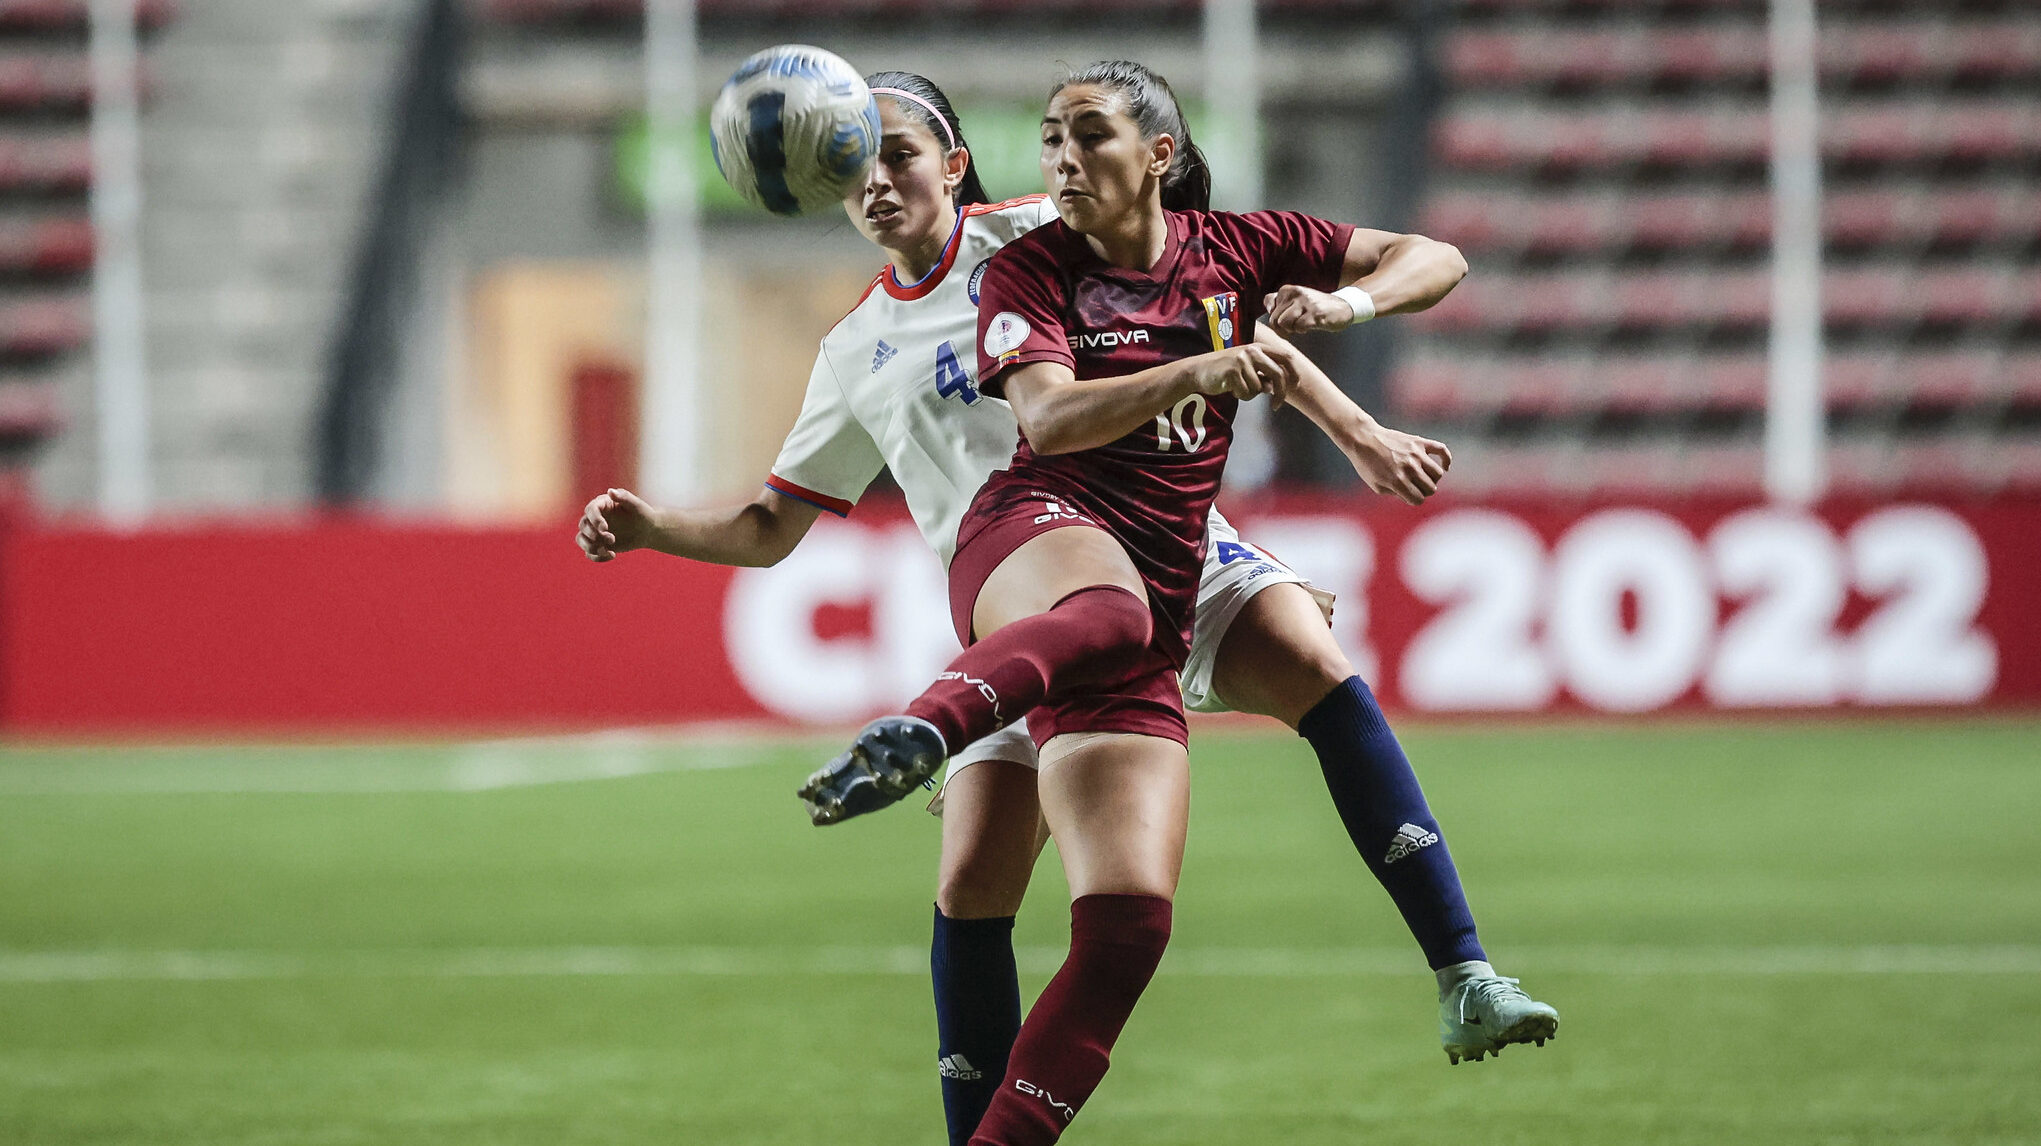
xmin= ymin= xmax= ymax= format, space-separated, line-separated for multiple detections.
xmin=797 ymin=716 xmax=947 ymax=826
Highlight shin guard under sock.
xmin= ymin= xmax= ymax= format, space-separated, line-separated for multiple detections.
xmin=932 ymin=908 xmax=1023 ymax=1146
xmin=1298 ymin=676 xmax=1486 ymax=969
xmin=967 ymin=893 xmax=1172 ymax=1146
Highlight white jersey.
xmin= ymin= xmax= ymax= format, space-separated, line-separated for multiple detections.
xmin=766 ymin=194 xmax=1062 ymax=565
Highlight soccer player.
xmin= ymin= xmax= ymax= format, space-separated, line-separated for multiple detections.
xmin=578 ymin=69 xmax=1551 ymax=1146
xmin=797 ymin=62 xmax=1557 ymax=1146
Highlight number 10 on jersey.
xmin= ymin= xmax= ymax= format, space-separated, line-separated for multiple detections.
xmin=1155 ymin=394 xmax=1209 ymax=452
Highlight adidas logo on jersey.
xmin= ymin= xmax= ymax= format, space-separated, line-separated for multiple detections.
xmin=1384 ymin=822 xmax=1440 ymax=864
xmin=937 ymin=1053 xmax=982 ymax=1080
xmin=871 ymin=340 xmax=898 ymax=372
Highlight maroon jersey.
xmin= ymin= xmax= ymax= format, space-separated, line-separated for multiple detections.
xmin=966 ymin=209 xmax=1354 ymax=667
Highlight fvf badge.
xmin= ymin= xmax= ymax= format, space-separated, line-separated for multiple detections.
xmin=1202 ymin=291 xmax=1241 ymax=350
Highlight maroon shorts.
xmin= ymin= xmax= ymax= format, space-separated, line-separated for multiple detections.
xmin=947 ymin=483 xmax=1188 ymax=749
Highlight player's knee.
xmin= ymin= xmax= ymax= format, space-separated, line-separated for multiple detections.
xmin=1061 ymin=584 xmax=1152 ymax=659
xmin=1296 ymin=641 xmax=1356 ymax=702
xmin=936 ymin=863 xmax=1029 ymax=919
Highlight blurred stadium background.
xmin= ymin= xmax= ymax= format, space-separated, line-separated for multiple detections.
xmin=1 ymin=1 xmax=2037 ymax=1143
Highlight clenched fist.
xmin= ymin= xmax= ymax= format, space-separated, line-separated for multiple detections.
xmin=576 ymin=487 xmax=661 ymax=562
xmin=1262 ymin=284 xmax=1369 ymax=335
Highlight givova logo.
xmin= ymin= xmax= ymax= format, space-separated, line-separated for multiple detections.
xmin=1068 ymin=329 xmax=1151 ymax=350
xmin=934 ymin=669 xmax=1002 ymax=724
xmin=1015 ymin=1079 xmax=1076 ymax=1121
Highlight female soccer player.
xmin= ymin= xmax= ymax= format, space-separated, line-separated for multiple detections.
xmin=580 ymin=70 xmax=1550 ymax=1146
xmin=798 ymin=63 xmax=1554 ymax=1146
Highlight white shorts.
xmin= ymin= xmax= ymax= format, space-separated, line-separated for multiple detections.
xmin=926 ymin=513 xmax=1330 ymax=815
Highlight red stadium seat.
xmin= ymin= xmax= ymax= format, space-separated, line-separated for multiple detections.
xmin=1433 ymin=185 xmax=2038 ymax=256
xmin=1405 ymin=348 xmax=2041 ymax=420
xmin=1391 ymin=351 xmax=2033 ymax=418
xmin=1414 ymin=265 xmax=2041 ymax=334
xmin=0 ymin=215 xmax=90 ymax=274
xmin=2000 ymin=441 xmax=2041 ymax=492
xmin=1436 ymin=103 xmax=2041 ymax=171
xmin=1446 ymin=23 xmax=2041 ymax=89
xmin=0 ymin=0 xmax=175 ymax=30
xmin=0 ymin=293 xmax=87 ymax=355
xmin=0 ymin=134 xmax=90 ymax=193
xmin=1453 ymin=0 xmax=1758 ymax=12
xmin=0 ymin=375 xmax=60 ymax=440
xmin=0 ymin=54 xmax=88 ymax=111
xmin=2005 ymin=355 xmax=2041 ymax=404
xmin=472 ymin=0 xmax=1345 ymax=20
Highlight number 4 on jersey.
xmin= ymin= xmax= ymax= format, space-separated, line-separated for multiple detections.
xmin=934 ymin=341 xmax=979 ymax=404
xmin=1215 ymin=541 xmax=1262 ymax=566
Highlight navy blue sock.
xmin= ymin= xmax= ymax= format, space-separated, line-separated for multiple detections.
xmin=1297 ymin=676 xmax=1486 ymax=970
xmin=931 ymin=907 xmax=1022 ymax=1146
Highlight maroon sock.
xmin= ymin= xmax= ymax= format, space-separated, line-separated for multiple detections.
xmin=906 ymin=585 xmax=1151 ymax=752
xmin=967 ymin=893 xmax=1173 ymax=1146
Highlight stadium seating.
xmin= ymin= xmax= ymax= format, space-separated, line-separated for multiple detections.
xmin=1447 ymin=21 xmax=2041 ymax=88
xmin=1425 ymin=185 xmax=2039 ymax=255
xmin=1414 ymin=265 xmax=2041 ymax=334
xmin=0 ymin=3 xmax=173 ymax=490
xmin=474 ymin=0 xmax=1330 ymax=20
xmin=0 ymin=214 xmax=90 ymax=274
xmin=1399 ymin=349 xmax=2041 ymax=420
xmin=1435 ymin=103 xmax=2041 ymax=171
xmin=1401 ymin=0 xmax=2041 ymax=496
xmin=0 ymin=0 xmax=174 ymax=31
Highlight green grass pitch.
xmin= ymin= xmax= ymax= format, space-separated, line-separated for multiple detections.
xmin=2 ymin=719 xmax=2038 ymax=1145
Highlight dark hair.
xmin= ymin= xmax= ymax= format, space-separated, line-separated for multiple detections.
xmin=1052 ymin=60 xmax=1211 ymax=212
xmin=863 ymin=70 xmax=990 ymax=207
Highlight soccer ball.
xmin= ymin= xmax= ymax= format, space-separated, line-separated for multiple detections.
xmin=710 ymin=45 xmax=880 ymax=217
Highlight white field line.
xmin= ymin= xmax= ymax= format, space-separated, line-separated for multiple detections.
xmin=2 ymin=944 xmax=2037 ymax=984
xmin=0 ymin=729 xmax=823 ymax=795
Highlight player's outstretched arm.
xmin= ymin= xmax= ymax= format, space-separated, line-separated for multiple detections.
xmin=1002 ymin=347 xmax=1302 ymax=456
xmin=576 ymin=486 xmax=822 ymax=568
xmin=1252 ymin=324 xmax=1450 ymax=505
xmin=1264 ymin=229 xmax=1468 ymax=335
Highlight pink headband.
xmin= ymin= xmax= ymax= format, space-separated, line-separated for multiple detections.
xmin=871 ymin=86 xmax=956 ymax=151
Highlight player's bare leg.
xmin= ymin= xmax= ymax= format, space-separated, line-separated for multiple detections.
xmin=1210 ymin=582 xmax=1558 ymax=1063
xmin=802 ymin=526 xmax=1149 ymax=824
xmin=968 ymin=526 xmax=1149 ymax=636
xmin=1207 ymin=580 xmax=1355 ymax=728
xmin=936 ymin=760 xmax=1046 ymax=920
xmin=967 ymin=732 xmax=1185 ymax=1145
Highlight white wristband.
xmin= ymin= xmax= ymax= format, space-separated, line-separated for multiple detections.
xmin=1332 ymin=285 xmax=1376 ymax=326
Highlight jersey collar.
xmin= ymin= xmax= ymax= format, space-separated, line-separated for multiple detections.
xmin=881 ymin=209 xmax=967 ymax=301
xmin=1058 ymin=210 xmax=1185 ymax=281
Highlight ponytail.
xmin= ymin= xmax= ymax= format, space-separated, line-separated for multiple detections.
xmin=1054 ymin=60 xmax=1211 ymax=212
xmin=863 ymin=70 xmax=990 ymax=207
xmin=1165 ymin=140 xmax=1212 ymax=212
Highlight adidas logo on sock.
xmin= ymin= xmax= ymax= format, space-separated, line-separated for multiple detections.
xmin=1383 ymin=822 xmax=1439 ymax=865
xmin=871 ymin=340 xmax=898 ymax=372
xmin=937 ymin=1053 xmax=982 ymax=1081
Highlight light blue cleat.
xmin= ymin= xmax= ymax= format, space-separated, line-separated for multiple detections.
xmin=1438 ymin=964 xmax=1559 ymax=1065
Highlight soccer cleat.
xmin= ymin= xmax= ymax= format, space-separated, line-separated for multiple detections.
xmin=1439 ymin=973 xmax=1559 ymax=1065
xmin=797 ymin=716 xmax=947 ymax=826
